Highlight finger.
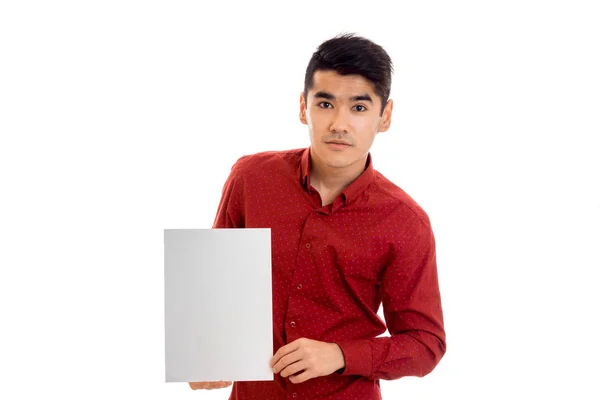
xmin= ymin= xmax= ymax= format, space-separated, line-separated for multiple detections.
xmin=280 ymin=360 xmax=307 ymax=378
xmin=271 ymin=341 xmax=301 ymax=368
xmin=190 ymin=382 xmax=216 ymax=390
xmin=270 ymin=348 xmax=284 ymax=368
xmin=271 ymin=343 xmax=295 ymax=367
xmin=289 ymin=369 xmax=313 ymax=384
xmin=189 ymin=382 xmax=209 ymax=390
xmin=273 ymin=350 xmax=303 ymax=374
xmin=188 ymin=381 xmax=232 ymax=390
xmin=208 ymin=381 xmax=232 ymax=389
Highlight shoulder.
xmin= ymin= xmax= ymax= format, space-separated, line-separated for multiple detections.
xmin=371 ymin=170 xmax=432 ymax=229
xmin=230 ymin=148 xmax=304 ymax=176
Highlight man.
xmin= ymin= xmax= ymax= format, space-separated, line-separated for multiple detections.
xmin=189 ymin=33 xmax=446 ymax=399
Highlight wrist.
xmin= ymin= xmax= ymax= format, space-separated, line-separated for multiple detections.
xmin=333 ymin=343 xmax=346 ymax=371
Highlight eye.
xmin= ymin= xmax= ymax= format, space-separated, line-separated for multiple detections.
xmin=353 ymin=105 xmax=367 ymax=112
xmin=318 ymin=102 xmax=333 ymax=109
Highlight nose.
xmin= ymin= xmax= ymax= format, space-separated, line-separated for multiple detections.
xmin=329 ymin=107 xmax=351 ymax=134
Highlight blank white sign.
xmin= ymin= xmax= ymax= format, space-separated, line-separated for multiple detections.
xmin=164 ymin=228 xmax=273 ymax=382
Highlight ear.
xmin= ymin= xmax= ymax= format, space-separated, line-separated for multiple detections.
xmin=377 ymin=99 xmax=393 ymax=133
xmin=299 ymin=92 xmax=308 ymax=125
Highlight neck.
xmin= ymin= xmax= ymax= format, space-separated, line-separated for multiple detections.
xmin=309 ymin=151 xmax=368 ymax=193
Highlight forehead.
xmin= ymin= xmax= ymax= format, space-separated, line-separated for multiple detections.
xmin=309 ymin=70 xmax=377 ymax=98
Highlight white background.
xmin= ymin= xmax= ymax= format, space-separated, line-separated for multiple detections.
xmin=1 ymin=1 xmax=599 ymax=399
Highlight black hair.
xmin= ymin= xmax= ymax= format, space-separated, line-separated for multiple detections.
xmin=303 ymin=33 xmax=393 ymax=115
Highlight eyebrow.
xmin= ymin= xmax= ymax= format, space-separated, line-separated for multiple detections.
xmin=314 ymin=91 xmax=373 ymax=103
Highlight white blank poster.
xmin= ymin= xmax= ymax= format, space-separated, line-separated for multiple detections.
xmin=164 ymin=228 xmax=273 ymax=382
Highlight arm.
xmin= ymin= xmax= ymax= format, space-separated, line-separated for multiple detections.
xmin=187 ymin=157 xmax=246 ymax=390
xmin=335 ymin=217 xmax=446 ymax=380
xmin=212 ymin=157 xmax=247 ymax=229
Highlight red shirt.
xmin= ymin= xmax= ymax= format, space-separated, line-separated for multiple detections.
xmin=212 ymin=147 xmax=446 ymax=400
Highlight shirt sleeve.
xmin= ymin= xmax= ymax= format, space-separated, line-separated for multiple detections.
xmin=335 ymin=216 xmax=446 ymax=380
xmin=212 ymin=157 xmax=246 ymax=229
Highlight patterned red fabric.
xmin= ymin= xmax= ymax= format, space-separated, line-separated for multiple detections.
xmin=213 ymin=147 xmax=446 ymax=400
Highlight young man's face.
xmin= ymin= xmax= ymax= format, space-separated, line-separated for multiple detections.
xmin=300 ymin=69 xmax=393 ymax=174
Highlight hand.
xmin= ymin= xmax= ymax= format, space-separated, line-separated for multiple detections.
xmin=270 ymin=338 xmax=346 ymax=384
xmin=188 ymin=381 xmax=232 ymax=390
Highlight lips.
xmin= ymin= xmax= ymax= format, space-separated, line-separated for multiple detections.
xmin=326 ymin=141 xmax=351 ymax=146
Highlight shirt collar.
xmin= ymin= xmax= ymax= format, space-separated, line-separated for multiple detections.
xmin=299 ymin=147 xmax=375 ymax=206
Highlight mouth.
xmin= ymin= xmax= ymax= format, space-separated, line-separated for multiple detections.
xmin=326 ymin=141 xmax=351 ymax=146
xmin=326 ymin=141 xmax=352 ymax=150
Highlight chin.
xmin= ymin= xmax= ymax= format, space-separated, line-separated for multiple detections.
xmin=314 ymin=145 xmax=358 ymax=167
xmin=324 ymin=156 xmax=356 ymax=169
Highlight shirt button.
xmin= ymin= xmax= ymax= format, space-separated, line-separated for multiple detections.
xmin=290 ymin=321 xmax=296 ymax=328
xmin=305 ymin=243 xmax=311 ymax=249
xmin=297 ymin=284 xmax=302 ymax=290
xmin=292 ymin=393 xmax=297 ymax=397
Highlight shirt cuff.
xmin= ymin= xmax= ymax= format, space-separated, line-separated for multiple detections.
xmin=334 ymin=340 xmax=373 ymax=377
